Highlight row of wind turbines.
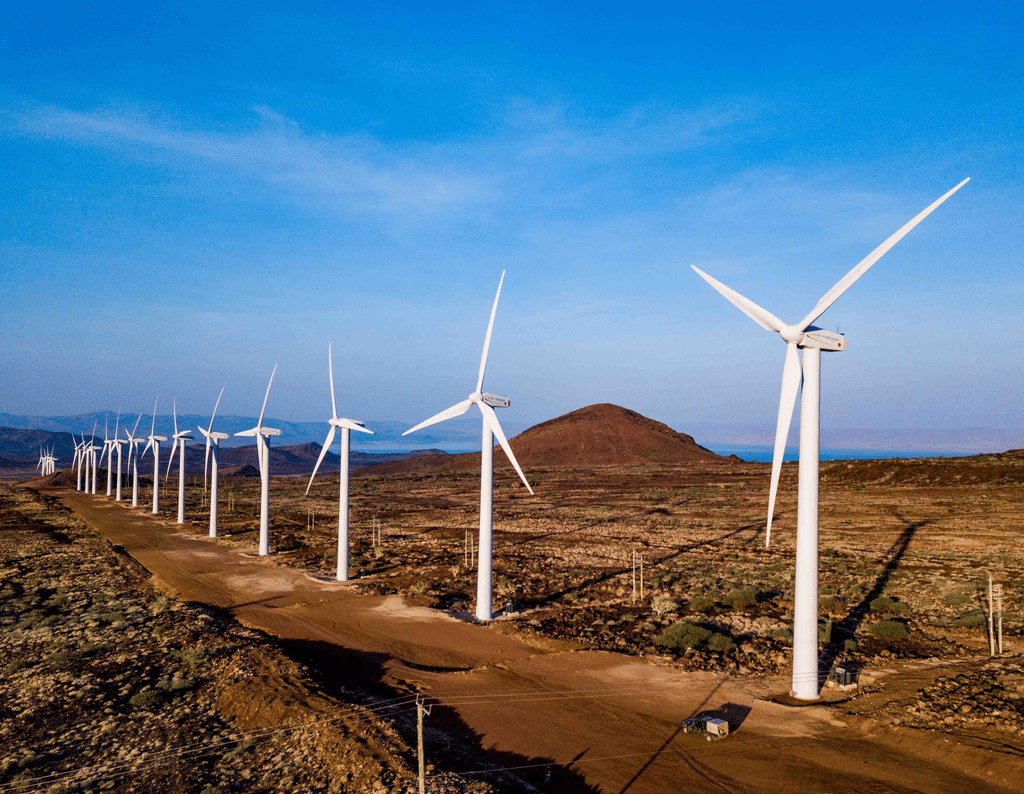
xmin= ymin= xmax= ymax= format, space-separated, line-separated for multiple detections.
xmin=70 ymin=268 xmax=530 ymax=625
xmin=67 ymin=179 xmax=967 ymax=700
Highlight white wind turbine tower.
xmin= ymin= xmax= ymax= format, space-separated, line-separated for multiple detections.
xmin=73 ymin=434 xmax=85 ymax=490
xmin=197 ymin=387 xmax=228 ymax=538
xmin=109 ymin=414 xmax=127 ymax=501
xmin=100 ymin=418 xmax=115 ymax=497
xmin=692 ymin=178 xmax=969 ymax=700
xmin=142 ymin=397 xmax=168 ymax=514
xmin=87 ymin=423 xmax=100 ymax=494
xmin=235 ymin=365 xmax=281 ymax=556
xmin=124 ymin=415 xmax=144 ymax=507
xmin=306 ymin=344 xmax=373 ymax=582
xmin=165 ymin=400 xmax=194 ymax=525
xmin=403 ymin=271 xmax=533 ymax=621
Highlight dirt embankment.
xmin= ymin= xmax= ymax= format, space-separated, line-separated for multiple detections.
xmin=0 ymin=484 xmax=496 ymax=794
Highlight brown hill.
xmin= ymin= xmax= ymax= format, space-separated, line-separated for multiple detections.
xmin=359 ymin=403 xmax=729 ymax=477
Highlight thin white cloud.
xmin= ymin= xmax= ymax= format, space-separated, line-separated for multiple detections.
xmin=14 ymin=104 xmax=495 ymax=217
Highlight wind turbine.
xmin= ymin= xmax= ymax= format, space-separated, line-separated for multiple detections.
xmin=100 ymin=417 xmax=114 ymax=497
xmin=142 ymin=397 xmax=167 ymax=515
xmin=124 ymin=415 xmax=144 ymax=507
xmin=197 ymin=387 xmax=228 ymax=538
xmin=306 ymin=344 xmax=373 ymax=581
xmin=692 ymin=178 xmax=969 ymax=700
xmin=87 ymin=423 xmax=100 ymax=494
xmin=403 ymin=271 xmax=533 ymax=621
xmin=73 ymin=433 xmax=88 ymax=491
xmin=108 ymin=413 xmax=127 ymax=501
xmin=165 ymin=400 xmax=194 ymax=525
xmin=235 ymin=365 xmax=281 ymax=556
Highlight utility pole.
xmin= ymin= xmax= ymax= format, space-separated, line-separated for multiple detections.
xmin=994 ymin=582 xmax=1003 ymax=654
xmin=988 ymin=572 xmax=996 ymax=656
xmin=416 ymin=696 xmax=433 ymax=794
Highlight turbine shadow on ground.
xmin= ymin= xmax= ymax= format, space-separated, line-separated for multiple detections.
xmin=822 ymin=511 xmax=929 ymax=676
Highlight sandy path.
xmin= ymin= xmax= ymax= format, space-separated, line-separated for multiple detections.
xmin=51 ymin=487 xmax=1019 ymax=794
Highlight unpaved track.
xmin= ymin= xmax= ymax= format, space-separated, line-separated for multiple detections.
xmin=51 ymin=487 xmax=1019 ymax=793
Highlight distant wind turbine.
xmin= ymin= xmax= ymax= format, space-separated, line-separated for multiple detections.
xmin=100 ymin=417 xmax=114 ymax=497
xmin=109 ymin=413 xmax=127 ymax=501
xmin=124 ymin=415 xmax=144 ymax=507
xmin=692 ymin=178 xmax=969 ymax=700
xmin=403 ymin=271 xmax=533 ymax=621
xmin=235 ymin=365 xmax=281 ymax=556
xmin=73 ymin=434 xmax=86 ymax=491
xmin=306 ymin=344 xmax=373 ymax=581
xmin=142 ymin=397 xmax=167 ymax=514
xmin=197 ymin=387 xmax=228 ymax=538
xmin=165 ymin=400 xmax=194 ymax=525
xmin=87 ymin=423 xmax=100 ymax=494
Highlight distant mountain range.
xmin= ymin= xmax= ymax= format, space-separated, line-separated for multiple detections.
xmin=0 ymin=411 xmax=527 ymax=454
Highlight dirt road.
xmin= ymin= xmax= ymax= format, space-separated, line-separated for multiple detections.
xmin=51 ymin=487 xmax=1020 ymax=793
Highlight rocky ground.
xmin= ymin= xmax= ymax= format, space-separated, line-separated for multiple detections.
xmin=0 ymin=484 xmax=505 ymax=794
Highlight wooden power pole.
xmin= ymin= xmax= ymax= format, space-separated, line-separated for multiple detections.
xmin=417 ymin=696 xmax=433 ymax=794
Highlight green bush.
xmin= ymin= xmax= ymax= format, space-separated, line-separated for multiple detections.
xmin=943 ymin=591 xmax=971 ymax=607
xmin=819 ymin=596 xmax=839 ymax=613
xmin=706 ymin=633 xmax=736 ymax=653
xmin=818 ymin=619 xmax=833 ymax=644
xmin=869 ymin=596 xmax=897 ymax=614
xmin=722 ymin=588 xmax=757 ymax=611
xmin=687 ymin=596 xmax=715 ymax=613
xmin=869 ymin=620 xmax=909 ymax=642
xmin=952 ymin=609 xmax=986 ymax=629
xmin=843 ymin=639 xmax=858 ymax=652
xmin=129 ymin=691 xmax=163 ymax=709
xmin=771 ymin=627 xmax=793 ymax=642
xmin=654 ymin=622 xmax=712 ymax=652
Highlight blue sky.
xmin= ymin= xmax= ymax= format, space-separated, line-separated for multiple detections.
xmin=2 ymin=2 xmax=1022 ymax=441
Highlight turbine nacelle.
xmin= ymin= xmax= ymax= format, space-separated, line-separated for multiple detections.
xmin=198 ymin=428 xmax=229 ymax=441
xmin=328 ymin=417 xmax=372 ymax=433
xmin=799 ymin=327 xmax=846 ymax=351
xmin=235 ymin=427 xmax=282 ymax=438
xmin=481 ymin=392 xmax=510 ymax=408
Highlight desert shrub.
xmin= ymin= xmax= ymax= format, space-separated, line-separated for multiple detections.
xmin=687 ymin=596 xmax=715 ymax=613
xmin=175 ymin=646 xmax=209 ymax=666
xmin=821 ymin=547 xmax=837 ymax=557
xmin=722 ymin=588 xmax=757 ymax=611
xmin=869 ymin=620 xmax=909 ymax=642
xmin=654 ymin=622 xmax=712 ymax=652
xmin=563 ymin=592 xmax=578 ymax=603
xmin=819 ymin=596 xmax=839 ymax=613
xmin=952 ymin=609 xmax=986 ymax=629
xmin=706 ymin=633 xmax=736 ymax=653
xmin=46 ymin=649 xmax=83 ymax=669
xmin=3 ymin=657 xmax=34 ymax=675
xmin=650 ymin=595 xmax=678 ymax=617
xmin=869 ymin=596 xmax=897 ymax=614
xmin=129 ymin=691 xmax=163 ymax=709
xmin=224 ymin=738 xmax=255 ymax=760
xmin=771 ymin=628 xmax=793 ymax=642
xmin=818 ymin=619 xmax=833 ymax=644
xmin=148 ymin=595 xmax=170 ymax=615
xmin=843 ymin=639 xmax=858 ymax=652
xmin=943 ymin=591 xmax=972 ymax=607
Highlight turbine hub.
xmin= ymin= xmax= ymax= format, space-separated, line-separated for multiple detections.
xmin=779 ymin=324 xmax=804 ymax=344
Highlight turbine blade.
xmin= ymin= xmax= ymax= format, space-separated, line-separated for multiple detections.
xmin=403 ymin=399 xmax=474 ymax=436
xmin=209 ymin=387 xmax=224 ymax=434
xmin=476 ymin=270 xmax=505 ymax=394
xmin=797 ymin=178 xmax=970 ymax=331
xmin=306 ymin=426 xmax=336 ymax=495
xmin=142 ymin=439 xmax=152 ymax=458
xmin=150 ymin=396 xmax=158 ymax=437
xmin=338 ymin=418 xmax=373 ymax=434
xmin=691 ymin=266 xmax=785 ymax=332
xmin=203 ymin=434 xmax=212 ymax=492
xmin=328 ymin=343 xmax=338 ymax=420
xmin=766 ymin=342 xmax=802 ymax=547
xmin=255 ymin=433 xmax=269 ymax=481
xmin=166 ymin=438 xmax=178 ymax=480
xmin=131 ymin=413 xmax=142 ymax=438
xmin=257 ymin=364 xmax=278 ymax=428
xmin=172 ymin=399 xmax=178 ymax=437
xmin=114 ymin=410 xmax=120 ymax=438
xmin=479 ymin=403 xmax=533 ymax=495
